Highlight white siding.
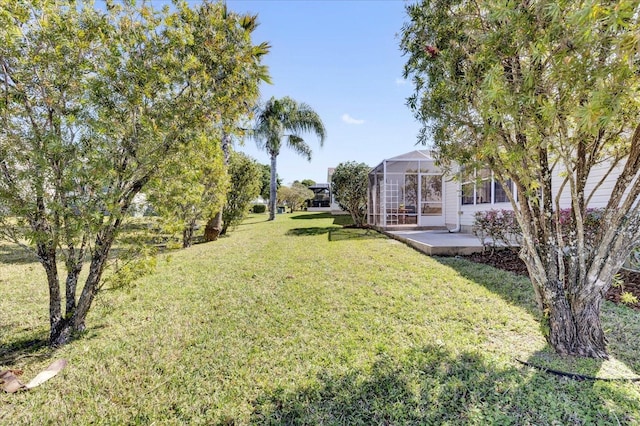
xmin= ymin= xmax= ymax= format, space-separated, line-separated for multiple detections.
xmin=449 ymin=160 xmax=626 ymax=232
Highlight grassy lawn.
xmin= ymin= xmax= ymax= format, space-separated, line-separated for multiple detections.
xmin=1 ymin=212 xmax=639 ymax=424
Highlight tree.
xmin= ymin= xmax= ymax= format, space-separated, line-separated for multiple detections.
xmin=0 ymin=0 xmax=268 ymax=346
xmin=221 ymin=151 xmax=262 ymax=235
xmin=331 ymin=162 xmax=369 ymax=227
xmin=258 ymin=163 xmax=281 ymax=202
xmin=253 ymin=96 xmax=326 ymax=220
xmin=277 ymin=183 xmax=314 ymax=212
xmin=300 ymin=179 xmax=316 ymax=187
xmin=147 ymin=131 xmax=228 ymax=248
xmin=401 ymin=0 xmax=640 ymax=358
xmin=201 ymin=10 xmax=271 ymax=242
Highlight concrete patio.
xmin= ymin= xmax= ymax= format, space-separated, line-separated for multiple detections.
xmin=384 ymin=229 xmax=485 ymax=256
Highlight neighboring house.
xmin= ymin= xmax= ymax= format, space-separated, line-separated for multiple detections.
xmin=306 ymin=183 xmax=331 ymax=210
xmin=368 ymin=149 xmax=622 ymax=232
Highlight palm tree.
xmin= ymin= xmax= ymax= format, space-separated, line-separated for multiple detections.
xmin=253 ymin=96 xmax=326 ymax=220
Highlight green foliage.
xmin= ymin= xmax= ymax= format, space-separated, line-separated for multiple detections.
xmin=402 ymin=0 xmax=640 ymax=357
xmin=1 ymin=213 xmax=639 ymax=423
xmin=277 ymin=182 xmax=314 ymax=212
xmin=222 ymin=151 xmax=262 ymax=234
xmin=253 ymin=96 xmax=326 ymax=220
xmin=258 ymin=163 xmax=281 ymax=201
xmin=0 ymin=0 xmax=270 ymax=344
xmin=147 ymin=132 xmax=229 ymax=248
xmin=300 ymin=179 xmax=316 ymax=187
xmin=331 ymin=161 xmax=370 ymax=227
xmin=252 ymin=204 xmax=267 ymax=214
xmin=620 ymin=291 xmax=639 ymax=306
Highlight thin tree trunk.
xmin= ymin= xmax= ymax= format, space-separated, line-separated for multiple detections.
xmin=183 ymin=220 xmax=196 ymax=248
xmin=204 ymin=133 xmax=232 ymax=241
xmin=269 ymin=153 xmax=277 ymax=221
xmin=50 ymin=232 xmax=114 ymax=346
xmin=38 ymin=244 xmax=63 ymax=343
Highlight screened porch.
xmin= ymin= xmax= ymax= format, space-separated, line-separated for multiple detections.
xmin=368 ymin=150 xmax=445 ymax=229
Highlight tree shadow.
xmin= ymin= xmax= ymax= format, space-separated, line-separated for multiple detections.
xmin=328 ymin=228 xmax=386 ymax=242
xmin=290 ymin=213 xmax=334 ymax=220
xmin=248 ymin=345 xmax=636 ymax=425
xmin=285 ymin=227 xmax=385 ymax=241
xmin=434 ymin=256 xmax=640 ymax=375
xmin=285 ymin=227 xmax=337 ymax=237
xmin=0 ymin=333 xmax=50 ymax=366
xmin=434 ymin=255 xmax=539 ymax=318
xmin=0 ymin=244 xmax=39 ymax=265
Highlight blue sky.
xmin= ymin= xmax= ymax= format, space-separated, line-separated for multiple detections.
xmin=224 ymin=0 xmax=425 ymax=185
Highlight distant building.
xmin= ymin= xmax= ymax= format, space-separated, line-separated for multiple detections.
xmin=306 ymin=183 xmax=331 ymax=209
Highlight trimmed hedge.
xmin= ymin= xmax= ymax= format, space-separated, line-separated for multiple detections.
xmin=252 ymin=204 xmax=267 ymax=214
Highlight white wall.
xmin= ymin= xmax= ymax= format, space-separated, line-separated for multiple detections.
xmin=448 ymin=160 xmax=625 ymax=232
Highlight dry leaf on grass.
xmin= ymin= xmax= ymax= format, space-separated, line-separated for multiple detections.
xmin=1 ymin=359 xmax=67 ymax=393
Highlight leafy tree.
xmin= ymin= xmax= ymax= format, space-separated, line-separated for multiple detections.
xmin=331 ymin=162 xmax=370 ymax=227
xmin=221 ymin=151 xmax=262 ymax=235
xmin=0 ymin=0 xmax=268 ymax=346
xmin=277 ymin=183 xmax=314 ymax=212
xmin=300 ymin=179 xmax=316 ymax=187
xmin=253 ymin=96 xmax=326 ymax=220
xmin=258 ymin=163 xmax=281 ymax=202
xmin=401 ymin=0 xmax=640 ymax=358
xmin=147 ymin=131 xmax=228 ymax=248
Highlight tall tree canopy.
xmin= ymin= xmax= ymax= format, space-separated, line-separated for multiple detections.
xmin=221 ymin=151 xmax=262 ymax=235
xmin=253 ymin=96 xmax=326 ymax=220
xmin=0 ymin=0 xmax=269 ymax=345
xmin=402 ymin=0 xmax=640 ymax=358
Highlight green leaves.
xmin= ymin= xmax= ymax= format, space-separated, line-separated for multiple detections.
xmin=0 ymin=0 xmax=271 ymax=342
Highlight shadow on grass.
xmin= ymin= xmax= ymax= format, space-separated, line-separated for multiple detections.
xmin=434 ymin=255 xmax=539 ymax=318
xmin=328 ymin=228 xmax=386 ymax=242
xmin=434 ymin=256 xmax=640 ymax=376
xmin=0 ymin=245 xmax=38 ymax=266
xmin=248 ymin=345 xmax=635 ymax=425
xmin=285 ymin=227 xmax=385 ymax=241
xmin=286 ymin=227 xmax=337 ymax=237
xmin=0 ymin=333 xmax=49 ymax=366
xmin=290 ymin=213 xmax=334 ymax=220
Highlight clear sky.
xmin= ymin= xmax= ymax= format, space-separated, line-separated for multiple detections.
xmin=224 ymin=0 xmax=425 ymax=185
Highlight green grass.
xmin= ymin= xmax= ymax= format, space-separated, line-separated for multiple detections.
xmin=1 ymin=212 xmax=639 ymax=424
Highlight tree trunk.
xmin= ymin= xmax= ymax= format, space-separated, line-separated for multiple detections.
xmin=183 ymin=220 xmax=196 ymax=248
xmin=541 ymin=284 xmax=608 ymax=358
xmin=204 ymin=212 xmax=222 ymax=242
xmin=523 ymin=246 xmax=609 ymax=358
xmin=203 ymin=133 xmax=231 ymax=241
xmin=38 ymin=245 xmax=63 ymax=344
xmin=49 ymin=229 xmax=116 ymax=346
xmin=269 ymin=153 xmax=277 ymax=221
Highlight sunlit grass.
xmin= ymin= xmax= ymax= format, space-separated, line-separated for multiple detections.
xmin=1 ymin=212 xmax=639 ymax=424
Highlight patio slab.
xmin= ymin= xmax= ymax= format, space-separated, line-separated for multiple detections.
xmin=383 ymin=229 xmax=485 ymax=256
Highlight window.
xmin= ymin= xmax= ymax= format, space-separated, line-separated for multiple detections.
xmin=462 ymin=169 xmax=515 ymax=205
xmin=494 ymin=179 xmax=513 ymax=203
xmin=476 ymin=169 xmax=491 ymax=204
xmin=461 ymin=169 xmax=475 ymax=205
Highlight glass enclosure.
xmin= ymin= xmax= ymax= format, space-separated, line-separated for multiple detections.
xmin=368 ymin=151 xmax=444 ymax=228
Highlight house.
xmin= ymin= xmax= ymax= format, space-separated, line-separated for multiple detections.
xmin=306 ymin=183 xmax=331 ymax=210
xmin=368 ymin=149 xmax=622 ymax=232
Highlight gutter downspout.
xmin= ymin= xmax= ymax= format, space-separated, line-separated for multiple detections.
xmin=449 ymin=166 xmax=462 ymax=233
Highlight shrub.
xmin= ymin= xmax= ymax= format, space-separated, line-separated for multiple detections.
xmin=473 ymin=208 xmax=605 ymax=251
xmin=252 ymin=204 xmax=267 ymax=214
xmin=472 ymin=209 xmax=520 ymax=250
